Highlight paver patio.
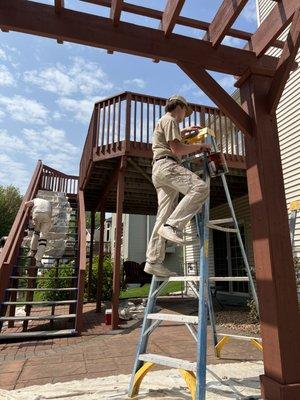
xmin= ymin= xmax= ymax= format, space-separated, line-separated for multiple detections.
xmin=0 ymin=298 xmax=262 ymax=391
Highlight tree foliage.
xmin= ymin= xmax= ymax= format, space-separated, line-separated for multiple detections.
xmin=0 ymin=185 xmax=22 ymax=238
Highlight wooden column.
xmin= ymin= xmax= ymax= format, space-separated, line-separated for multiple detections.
xmin=111 ymin=157 xmax=126 ymax=330
xmin=96 ymin=207 xmax=105 ymax=313
xmin=240 ymin=74 xmax=300 ymax=400
xmin=87 ymin=211 xmax=95 ymax=302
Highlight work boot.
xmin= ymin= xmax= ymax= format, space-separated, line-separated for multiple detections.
xmin=158 ymin=225 xmax=198 ymax=245
xmin=144 ymin=262 xmax=177 ymax=277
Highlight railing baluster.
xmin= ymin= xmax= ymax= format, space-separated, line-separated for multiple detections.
xmin=134 ymin=96 xmax=137 ymax=146
xmin=219 ymin=110 xmax=223 ymax=153
xmin=112 ymin=97 xmax=116 ymax=150
xmin=106 ymin=99 xmax=111 ymax=153
xmin=118 ymin=96 xmax=121 ymax=149
xmin=140 ymin=97 xmax=143 ymax=146
xmin=101 ymin=102 xmax=106 ymax=152
xmin=147 ymin=97 xmax=150 ymax=146
xmin=225 ymin=115 xmax=229 ymax=154
xmin=153 ymin=98 xmax=156 ymax=133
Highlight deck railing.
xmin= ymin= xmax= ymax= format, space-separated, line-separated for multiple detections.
xmin=79 ymin=91 xmax=245 ymax=188
xmin=41 ymin=164 xmax=78 ymax=196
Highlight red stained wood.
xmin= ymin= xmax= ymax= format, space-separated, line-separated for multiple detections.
xmin=207 ymin=0 xmax=248 ymax=47
xmin=87 ymin=211 xmax=95 ymax=301
xmin=178 ymin=62 xmax=253 ymax=137
xmin=96 ymin=207 xmax=105 ymax=313
xmin=0 ymin=0 xmax=278 ymax=77
xmin=161 ymin=0 xmax=184 ymax=37
xmin=251 ymin=0 xmax=299 ymax=57
xmin=268 ymin=8 xmax=300 ymax=114
xmin=110 ymin=0 xmax=123 ymax=26
xmin=111 ymin=156 xmax=126 ymax=330
xmin=240 ymin=75 xmax=300 ymax=395
xmin=54 ymin=0 xmax=64 ymax=14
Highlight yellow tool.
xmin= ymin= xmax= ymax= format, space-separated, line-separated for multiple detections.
xmin=184 ymin=127 xmax=216 ymax=144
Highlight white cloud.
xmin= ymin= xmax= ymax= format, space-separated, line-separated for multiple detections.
xmin=0 ymin=153 xmax=30 ymax=192
xmin=57 ymin=96 xmax=99 ymax=123
xmin=124 ymin=78 xmax=146 ymax=89
xmin=24 ymin=57 xmax=114 ymax=96
xmin=0 ymin=127 xmax=80 ymax=175
xmin=0 ymin=65 xmax=15 ymax=86
xmin=222 ymin=36 xmax=244 ymax=48
xmin=0 ymin=49 xmax=7 ymax=61
xmin=0 ymin=95 xmax=48 ymax=124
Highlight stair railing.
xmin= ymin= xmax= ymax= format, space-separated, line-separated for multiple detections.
xmin=75 ymin=189 xmax=87 ymax=333
xmin=0 ymin=160 xmax=43 ymax=305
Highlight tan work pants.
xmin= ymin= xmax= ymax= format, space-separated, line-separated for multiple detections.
xmin=146 ymin=158 xmax=209 ymax=265
xmin=30 ymin=212 xmax=52 ymax=262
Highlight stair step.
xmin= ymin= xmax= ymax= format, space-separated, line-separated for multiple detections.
xmin=147 ymin=313 xmax=198 ymax=324
xmin=0 ymin=314 xmax=76 ymax=321
xmin=139 ymin=353 xmax=196 ymax=372
xmin=10 ymin=276 xmax=76 ymax=280
xmin=2 ymin=300 xmax=77 ymax=306
xmin=0 ymin=329 xmax=76 ymax=340
xmin=6 ymin=288 xmax=77 ymax=292
xmin=15 ymin=266 xmax=78 ymax=270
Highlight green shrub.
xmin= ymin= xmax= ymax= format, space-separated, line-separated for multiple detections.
xmin=37 ymin=263 xmax=75 ymax=301
xmin=84 ymin=255 xmax=113 ymax=302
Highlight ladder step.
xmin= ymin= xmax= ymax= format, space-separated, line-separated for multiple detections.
xmin=210 ymin=277 xmax=249 ymax=282
xmin=218 ymin=333 xmax=262 ymax=342
xmin=2 ymin=300 xmax=77 ymax=306
xmin=6 ymin=288 xmax=77 ymax=292
xmin=0 ymin=329 xmax=76 ymax=340
xmin=206 ymin=223 xmax=237 ymax=233
xmin=156 ymin=276 xmax=249 ymax=282
xmin=147 ymin=313 xmax=198 ymax=324
xmin=139 ymin=353 xmax=196 ymax=372
xmin=0 ymin=314 xmax=76 ymax=321
xmin=208 ymin=218 xmax=233 ymax=225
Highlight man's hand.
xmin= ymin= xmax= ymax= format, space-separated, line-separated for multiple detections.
xmin=198 ymin=143 xmax=211 ymax=153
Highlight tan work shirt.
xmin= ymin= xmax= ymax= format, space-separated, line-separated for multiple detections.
xmin=152 ymin=114 xmax=182 ymax=162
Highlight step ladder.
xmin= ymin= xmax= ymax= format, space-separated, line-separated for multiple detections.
xmin=128 ymin=132 xmax=260 ymax=399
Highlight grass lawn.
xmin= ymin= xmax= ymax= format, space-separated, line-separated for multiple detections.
xmin=120 ymin=281 xmax=183 ymax=299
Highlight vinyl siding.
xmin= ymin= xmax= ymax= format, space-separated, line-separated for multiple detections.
xmin=184 ymin=195 xmax=254 ymax=282
xmin=257 ymin=0 xmax=300 ymax=255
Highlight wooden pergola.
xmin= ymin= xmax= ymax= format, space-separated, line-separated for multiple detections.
xmin=1 ymin=1 xmax=300 ymax=398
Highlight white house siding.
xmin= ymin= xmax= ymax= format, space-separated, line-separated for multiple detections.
xmin=184 ymin=195 xmax=254 ymax=289
xmin=257 ymin=0 xmax=300 ymax=256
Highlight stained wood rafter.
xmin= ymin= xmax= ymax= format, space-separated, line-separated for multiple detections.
xmin=251 ymin=0 xmax=299 ymax=57
xmin=161 ymin=0 xmax=185 ymax=37
xmin=54 ymin=0 xmax=64 ymax=14
xmin=268 ymin=8 xmax=300 ymax=114
xmin=204 ymin=0 xmax=249 ymax=47
xmin=110 ymin=0 xmax=123 ymax=26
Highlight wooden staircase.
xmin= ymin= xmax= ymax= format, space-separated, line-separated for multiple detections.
xmin=0 ymin=162 xmax=87 ymax=340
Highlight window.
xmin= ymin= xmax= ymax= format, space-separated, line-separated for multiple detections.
xmin=213 ymin=224 xmax=249 ymax=294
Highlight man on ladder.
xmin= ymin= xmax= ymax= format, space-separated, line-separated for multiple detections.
xmin=144 ymin=94 xmax=211 ymax=278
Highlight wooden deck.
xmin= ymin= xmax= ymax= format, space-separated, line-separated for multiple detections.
xmin=80 ymin=92 xmax=247 ymax=213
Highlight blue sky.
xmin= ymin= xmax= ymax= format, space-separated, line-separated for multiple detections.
xmin=0 ymin=0 xmax=258 ymax=193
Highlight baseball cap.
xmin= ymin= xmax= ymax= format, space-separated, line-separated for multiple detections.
xmin=167 ymin=94 xmax=193 ymax=117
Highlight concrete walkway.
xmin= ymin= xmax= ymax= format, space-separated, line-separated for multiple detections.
xmin=0 ymin=300 xmax=262 ymax=392
xmin=0 ymin=362 xmax=264 ymax=399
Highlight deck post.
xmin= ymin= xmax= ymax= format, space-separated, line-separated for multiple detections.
xmin=87 ymin=211 xmax=95 ymax=302
xmin=240 ymin=74 xmax=300 ymax=400
xmin=96 ymin=207 xmax=105 ymax=313
xmin=111 ymin=156 xmax=126 ymax=329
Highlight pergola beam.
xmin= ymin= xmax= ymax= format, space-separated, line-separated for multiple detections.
xmin=80 ymin=0 xmax=285 ymax=49
xmin=161 ymin=0 xmax=184 ymax=37
xmin=205 ymin=0 xmax=248 ymax=47
xmin=178 ymin=62 xmax=253 ymax=137
xmin=267 ymin=8 xmax=300 ymax=114
xmin=110 ymin=0 xmax=123 ymax=26
xmin=0 ymin=0 xmax=279 ymax=77
xmin=251 ymin=0 xmax=299 ymax=57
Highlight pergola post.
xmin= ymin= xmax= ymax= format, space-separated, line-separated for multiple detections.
xmin=96 ymin=206 xmax=105 ymax=313
xmin=240 ymin=74 xmax=300 ymax=399
xmin=111 ymin=156 xmax=126 ymax=330
xmin=87 ymin=210 xmax=95 ymax=302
